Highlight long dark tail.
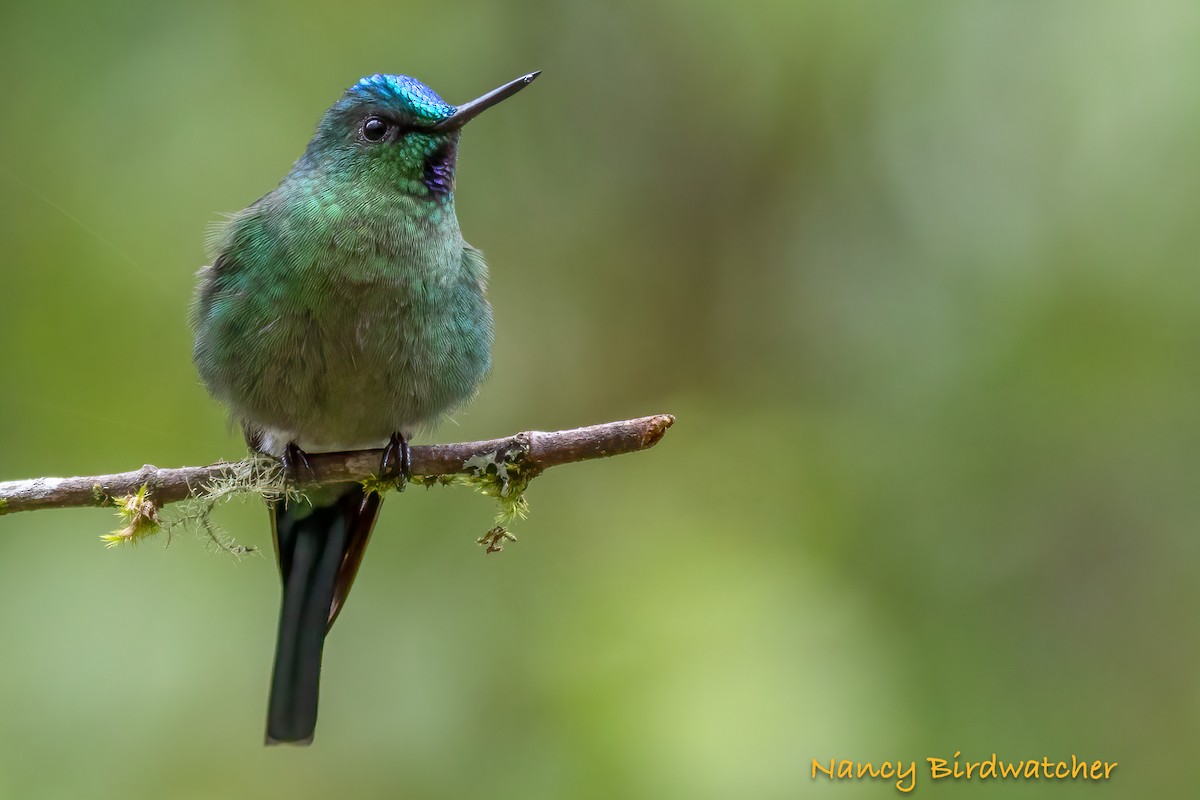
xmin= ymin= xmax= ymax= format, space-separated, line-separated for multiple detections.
xmin=265 ymin=484 xmax=382 ymax=745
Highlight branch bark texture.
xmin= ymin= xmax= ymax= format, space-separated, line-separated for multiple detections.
xmin=0 ymin=414 xmax=675 ymax=516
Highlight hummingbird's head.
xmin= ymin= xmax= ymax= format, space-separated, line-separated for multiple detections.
xmin=302 ymin=71 xmax=539 ymax=201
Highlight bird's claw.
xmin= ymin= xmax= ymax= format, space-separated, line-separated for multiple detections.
xmin=379 ymin=432 xmax=411 ymax=491
xmin=281 ymin=442 xmax=316 ymax=486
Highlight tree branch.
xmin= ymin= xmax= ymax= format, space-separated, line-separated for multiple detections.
xmin=0 ymin=414 xmax=676 ymax=517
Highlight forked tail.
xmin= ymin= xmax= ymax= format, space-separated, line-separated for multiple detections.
xmin=266 ymin=485 xmax=381 ymax=745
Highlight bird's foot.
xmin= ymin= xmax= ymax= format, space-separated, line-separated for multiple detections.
xmin=281 ymin=441 xmax=316 ymax=486
xmin=379 ymin=432 xmax=411 ymax=491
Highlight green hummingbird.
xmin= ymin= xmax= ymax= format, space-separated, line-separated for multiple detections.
xmin=190 ymin=70 xmax=539 ymax=745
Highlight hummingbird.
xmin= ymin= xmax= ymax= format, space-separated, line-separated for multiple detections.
xmin=190 ymin=70 xmax=539 ymax=744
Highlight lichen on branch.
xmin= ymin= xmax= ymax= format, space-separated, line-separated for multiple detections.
xmin=0 ymin=415 xmax=676 ymax=552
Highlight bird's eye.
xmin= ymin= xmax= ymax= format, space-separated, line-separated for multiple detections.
xmin=362 ymin=117 xmax=389 ymax=142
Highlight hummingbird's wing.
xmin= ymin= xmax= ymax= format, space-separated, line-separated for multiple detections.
xmin=327 ymin=488 xmax=383 ymax=629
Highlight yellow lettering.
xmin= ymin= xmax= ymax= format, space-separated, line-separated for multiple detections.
xmin=813 ymin=753 xmax=1116 ymax=787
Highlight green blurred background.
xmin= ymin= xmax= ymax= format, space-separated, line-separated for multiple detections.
xmin=1 ymin=0 xmax=1196 ymax=797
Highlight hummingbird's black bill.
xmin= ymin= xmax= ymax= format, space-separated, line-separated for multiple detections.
xmin=430 ymin=71 xmax=540 ymax=131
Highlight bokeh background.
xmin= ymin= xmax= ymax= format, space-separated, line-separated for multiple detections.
xmin=1 ymin=1 xmax=1197 ymax=797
